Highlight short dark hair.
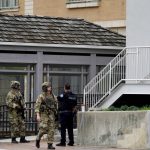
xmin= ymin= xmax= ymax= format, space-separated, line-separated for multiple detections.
xmin=64 ymin=83 xmax=70 ymax=90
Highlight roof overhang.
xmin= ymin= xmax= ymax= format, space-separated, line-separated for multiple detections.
xmin=0 ymin=42 xmax=124 ymax=50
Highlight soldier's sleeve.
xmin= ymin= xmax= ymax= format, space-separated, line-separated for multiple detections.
xmin=35 ymin=94 xmax=42 ymax=113
xmin=6 ymin=93 xmax=19 ymax=109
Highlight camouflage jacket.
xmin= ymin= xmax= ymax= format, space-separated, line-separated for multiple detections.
xmin=6 ymin=89 xmax=25 ymax=116
xmin=35 ymin=92 xmax=58 ymax=118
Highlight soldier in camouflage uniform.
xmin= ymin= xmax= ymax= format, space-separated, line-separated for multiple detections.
xmin=35 ymin=82 xmax=57 ymax=149
xmin=6 ymin=81 xmax=30 ymax=143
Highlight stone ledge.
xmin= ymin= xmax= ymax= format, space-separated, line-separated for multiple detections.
xmin=77 ymin=111 xmax=150 ymax=149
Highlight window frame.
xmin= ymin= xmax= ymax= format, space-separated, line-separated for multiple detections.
xmin=43 ymin=64 xmax=88 ymax=94
xmin=66 ymin=0 xmax=100 ymax=8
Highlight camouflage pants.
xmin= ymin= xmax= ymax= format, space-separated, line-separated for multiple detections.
xmin=36 ymin=119 xmax=55 ymax=144
xmin=9 ymin=115 xmax=25 ymax=137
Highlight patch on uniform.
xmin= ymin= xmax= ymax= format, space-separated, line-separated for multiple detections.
xmin=60 ymin=94 xmax=63 ymax=98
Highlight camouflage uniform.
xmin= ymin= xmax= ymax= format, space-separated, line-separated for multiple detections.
xmin=35 ymin=82 xmax=57 ymax=149
xmin=6 ymin=81 xmax=29 ymax=143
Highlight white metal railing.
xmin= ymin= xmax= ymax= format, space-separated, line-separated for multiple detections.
xmin=66 ymin=0 xmax=99 ymax=4
xmin=84 ymin=47 xmax=150 ymax=111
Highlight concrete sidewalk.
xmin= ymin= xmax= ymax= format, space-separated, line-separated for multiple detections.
xmin=0 ymin=136 xmax=141 ymax=150
xmin=0 ymin=136 xmax=36 ymax=143
xmin=0 ymin=141 xmax=133 ymax=150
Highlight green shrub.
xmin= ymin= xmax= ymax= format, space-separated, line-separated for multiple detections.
xmin=103 ymin=105 xmax=150 ymax=111
xmin=127 ymin=106 xmax=139 ymax=111
xmin=120 ymin=105 xmax=129 ymax=111
xmin=140 ymin=105 xmax=150 ymax=110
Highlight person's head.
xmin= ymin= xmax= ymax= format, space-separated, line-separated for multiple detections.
xmin=64 ymin=83 xmax=71 ymax=92
xmin=42 ymin=82 xmax=52 ymax=93
xmin=10 ymin=81 xmax=20 ymax=90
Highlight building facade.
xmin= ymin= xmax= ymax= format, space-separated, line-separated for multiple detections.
xmin=0 ymin=0 xmax=126 ymax=35
xmin=126 ymin=0 xmax=150 ymax=46
xmin=0 ymin=15 xmax=125 ymax=104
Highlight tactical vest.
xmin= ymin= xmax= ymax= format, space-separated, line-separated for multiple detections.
xmin=40 ymin=95 xmax=56 ymax=115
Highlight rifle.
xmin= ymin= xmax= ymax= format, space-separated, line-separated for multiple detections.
xmin=40 ymin=97 xmax=58 ymax=121
xmin=16 ymin=96 xmax=25 ymax=120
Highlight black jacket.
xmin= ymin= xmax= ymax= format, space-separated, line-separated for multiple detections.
xmin=57 ymin=91 xmax=77 ymax=111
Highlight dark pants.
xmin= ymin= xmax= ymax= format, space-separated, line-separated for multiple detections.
xmin=59 ymin=112 xmax=74 ymax=144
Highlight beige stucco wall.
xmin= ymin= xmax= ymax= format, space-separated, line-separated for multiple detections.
xmin=33 ymin=0 xmax=126 ymax=35
xmin=19 ymin=0 xmax=25 ymax=15
xmin=0 ymin=0 xmax=126 ymax=22
xmin=33 ymin=0 xmax=126 ymax=22
xmin=0 ymin=0 xmax=125 ymax=22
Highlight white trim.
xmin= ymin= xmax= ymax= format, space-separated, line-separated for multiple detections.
xmin=0 ymin=7 xmax=18 ymax=12
xmin=0 ymin=42 xmax=124 ymax=50
xmin=66 ymin=0 xmax=99 ymax=8
xmin=94 ymin=20 xmax=126 ymax=28
xmin=67 ymin=2 xmax=99 ymax=8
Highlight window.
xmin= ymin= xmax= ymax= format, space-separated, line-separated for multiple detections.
xmin=0 ymin=64 xmax=35 ymax=104
xmin=0 ymin=0 xmax=18 ymax=9
xmin=43 ymin=65 xmax=88 ymax=95
xmin=66 ymin=0 xmax=100 ymax=8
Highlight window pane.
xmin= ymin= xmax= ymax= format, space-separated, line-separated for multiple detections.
xmin=15 ymin=0 xmax=18 ymax=6
xmin=43 ymin=65 xmax=88 ymax=94
xmin=50 ymin=75 xmax=81 ymax=95
xmin=82 ymin=66 xmax=88 ymax=72
xmin=0 ymin=74 xmax=27 ymax=104
xmin=83 ymin=75 xmax=87 ymax=87
xmin=2 ymin=0 xmax=6 ymax=7
xmin=30 ymin=74 xmax=34 ymax=101
xmin=0 ymin=64 xmax=34 ymax=71
xmin=43 ymin=73 xmax=48 ymax=82
xmin=0 ymin=0 xmax=18 ymax=8
xmin=96 ymin=65 xmax=105 ymax=74
xmin=43 ymin=65 xmax=47 ymax=71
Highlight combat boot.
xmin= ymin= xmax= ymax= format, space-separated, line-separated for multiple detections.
xmin=11 ymin=137 xmax=18 ymax=143
xmin=48 ymin=143 xmax=55 ymax=149
xmin=36 ymin=139 xmax=40 ymax=148
xmin=20 ymin=136 xmax=30 ymax=143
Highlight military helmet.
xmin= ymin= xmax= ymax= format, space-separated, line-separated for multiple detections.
xmin=10 ymin=81 xmax=20 ymax=89
xmin=42 ymin=82 xmax=51 ymax=92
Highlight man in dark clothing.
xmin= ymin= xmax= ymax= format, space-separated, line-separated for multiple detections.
xmin=56 ymin=83 xmax=77 ymax=147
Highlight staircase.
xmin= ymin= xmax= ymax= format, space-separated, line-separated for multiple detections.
xmin=84 ymin=46 xmax=150 ymax=111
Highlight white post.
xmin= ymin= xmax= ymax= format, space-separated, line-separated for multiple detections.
xmin=109 ymin=63 xmax=111 ymax=94
xmin=83 ymin=88 xmax=86 ymax=112
xmin=136 ymin=47 xmax=139 ymax=82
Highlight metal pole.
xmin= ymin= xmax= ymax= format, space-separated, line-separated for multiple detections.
xmin=109 ymin=63 xmax=111 ymax=94
xmin=136 ymin=48 xmax=139 ymax=83
xmin=83 ymin=88 xmax=86 ymax=112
